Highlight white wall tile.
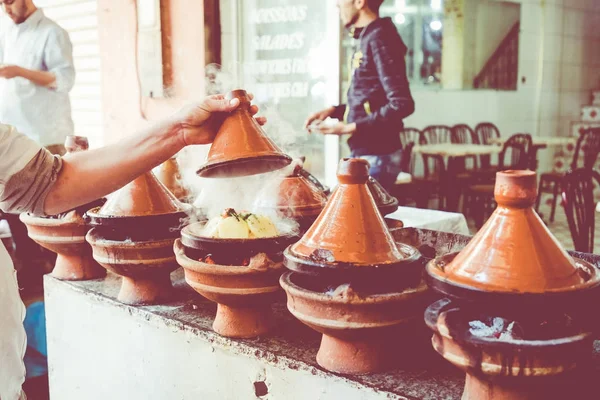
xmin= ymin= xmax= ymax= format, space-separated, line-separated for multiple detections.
xmin=518 ymin=32 xmax=541 ymax=62
xmin=561 ymin=36 xmax=584 ymax=65
xmin=519 ymin=59 xmax=542 ymax=89
xmin=542 ymin=62 xmax=563 ymax=91
xmin=544 ymin=4 xmax=564 ymax=35
xmin=539 ymin=92 xmax=561 ymax=117
xmin=563 ymin=8 xmax=585 ymax=37
xmin=561 ymin=64 xmax=585 ymax=91
xmin=520 ymin=2 xmax=543 ymax=34
xmin=543 ymin=33 xmax=564 ymax=62
xmin=559 ymin=90 xmax=589 ymax=118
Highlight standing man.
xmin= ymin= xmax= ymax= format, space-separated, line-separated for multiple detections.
xmin=0 ymin=0 xmax=75 ymax=151
xmin=305 ymin=0 xmax=415 ymax=191
xmin=0 ymin=0 xmax=75 ymax=276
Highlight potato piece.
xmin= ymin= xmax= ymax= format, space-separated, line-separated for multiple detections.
xmin=217 ymin=216 xmax=250 ymax=239
xmin=202 ymin=217 xmax=221 ymax=237
xmin=246 ymin=214 xmax=278 ymax=238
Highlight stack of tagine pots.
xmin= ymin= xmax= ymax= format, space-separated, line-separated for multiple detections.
xmin=85 ymin=172 xmax=188 ymax=304
xmin=280 ymin=158 xmax=428 ymax=374
xmin=255 ymin=161 xmax=328 ymax=232
xmin=20 ymin=135 xmax=106 ymax=280
xmin=425 ymin=170 xmax=600 ymax=400
xmin=176 ymin=88 xmax=296 ymax=338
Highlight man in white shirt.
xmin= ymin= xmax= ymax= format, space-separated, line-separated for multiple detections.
xmin=0 ymin=0 xmax=76 ymax=280
xmin=0 ymin=94 xmax=265 ymax=400
xmin=0 ymin=0 xmax=75 ymax=148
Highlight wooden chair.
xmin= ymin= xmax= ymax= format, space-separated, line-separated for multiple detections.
xmin=399 ymin=127 xmax=423 ymax=148
xmin=561 ymin=168 xmax=600 ymax=253
xmin=474 ymin=122 xmax=501 ymax=169
xmin=463 ymin=133 xmax=533 ymax=227
xmin=420 ymin=126 xmax=452 ymax=209
xmin=536 ymin=128 xmax=600 ymax=223
xmin=392 ymin=128 xmax=432 ymax=208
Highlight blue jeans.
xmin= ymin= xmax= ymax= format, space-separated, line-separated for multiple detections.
xmin=351 ymin=150 xmax=403 ymax=192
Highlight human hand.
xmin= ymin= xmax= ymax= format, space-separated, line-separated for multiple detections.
xmin=0 ymin=65 xmax=23 ymax=79
xmin=304 ymin=106 xmax=336 ymax=130
xmin=318 ymin=122 xmax=356 ymax=136
xmin=175 ymin=93 xmax=266 ymax=146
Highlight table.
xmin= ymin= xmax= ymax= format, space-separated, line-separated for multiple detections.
xmin=489 ymin=136 xmax=576 ymax=147
xmin=489 ymin=136 xmax=577 ymax=170
xmin=411 ymin=144 xmax=502 ymax=211
xmin=413 ymin=143 xmax=502 ymax=157
xmin=386 ymin=206 xmax=470 ymax=235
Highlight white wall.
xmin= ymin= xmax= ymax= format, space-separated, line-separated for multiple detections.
xmin=405 ymin=0 xmax=600 ymax=166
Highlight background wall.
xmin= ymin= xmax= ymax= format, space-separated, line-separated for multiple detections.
xmin=97 ymin=0 xmax=207 ymax=143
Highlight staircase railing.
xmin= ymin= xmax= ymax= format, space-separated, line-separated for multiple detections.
xmin=474 ymin=22 xmax=520 ymax=90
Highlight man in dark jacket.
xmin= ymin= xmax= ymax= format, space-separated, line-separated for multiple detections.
xmin=305 ymin=0 xmax=415 ymax=191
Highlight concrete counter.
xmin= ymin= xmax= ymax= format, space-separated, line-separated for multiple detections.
xmin=44 ymin=228 xmax=600 ymax=399
xmin=45 ymin=270 xmax=466 ymax=400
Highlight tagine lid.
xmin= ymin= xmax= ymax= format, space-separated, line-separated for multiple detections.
xmin=427 ymin=170 xmax=600 ymax=295
xmin=96 ymin=171 xmax=187 ymax=217
xmin=286 ymin=158 xmax=417 ymax=269
xmin=257 ymin=162 xmax=327 ymax=216
xmin=330 ymin=175 xmax=399 ymax=215
xmin=367 ymin=176 xmax=399 ymax=215
xmin=155 ymin=158 xmax=188 ymax=201
xmin=197 ymin=89 xmax=292 ymax=178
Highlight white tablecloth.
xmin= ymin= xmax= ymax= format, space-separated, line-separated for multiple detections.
xmin=387 ymin=206 xmax=470 ymax=235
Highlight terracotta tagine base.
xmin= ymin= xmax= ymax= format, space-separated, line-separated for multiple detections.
xmin=280 ymin=271 xmax=429 ymax=374
xmin=174 ymin=239 xmax=284 ymax=338
xmin=425 ymin=299 xmax=594 ymax=400
xmin=20 ymin=213 xmax=105 ymax=280
xmin=86 ymin=228 xmax=178 ymax=305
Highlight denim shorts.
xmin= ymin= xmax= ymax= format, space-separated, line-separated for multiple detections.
xmin=351 ymin=149 xmax=403 ymax=192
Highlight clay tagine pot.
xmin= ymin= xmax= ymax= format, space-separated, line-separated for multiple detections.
xmin=425 ymin=299 xmax=594 ymax=400
xmin=197 ymin=89 xmax=292 ymax=178
xmin=280 ymin=272 xmax=428 ymax=374
xmin=285 ymin=158 xmax=420 ymax=283
xmin=280 ymin=158 xmax=428 ymax=374
xmin=174 ymin=238 xmax=288 ymax=338
xmin=155 ymin=157 xmax=188 ymax=202
xmin=85 ymin=171 xmax=188 ymax=304
xmin=426 ymin=170 xmax=600 ymax=315
xmin=255 ymin=162 xmax=327 ymax=232
xmin=19 ymin=135 xmax=105 ymax=280
xmin=20 ymin=211 xmax=105 ymax=280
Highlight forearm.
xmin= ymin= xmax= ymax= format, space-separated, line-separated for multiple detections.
xmin=44 ymin=116 xmax=184 ymax=215
xmin=18 ymin=67 xmax=56 ymax=87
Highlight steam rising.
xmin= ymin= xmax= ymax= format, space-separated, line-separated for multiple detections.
xmin=172 ymin=63 xmax=318 ymax=236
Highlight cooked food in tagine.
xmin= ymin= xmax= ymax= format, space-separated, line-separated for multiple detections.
xmin=203 ymin=208 xmax=279 ymax=239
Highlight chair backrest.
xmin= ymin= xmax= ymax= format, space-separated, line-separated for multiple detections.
xmin=422 ymin=125 xmax=452 ymax=145
xmin=499 ymin=133 xmax=532 ymax=170
xmin=572 ymin=127 xmax=600 ymax=170
xmin=451 ymin=124 xmax=477 ymax=144
xmin=561 ymin=168 xmax=600 ymax=252
xmin=399 ymin=127 xmax=423 ymax=147
xmin=474 ymin=122 xmax=501 ymax=145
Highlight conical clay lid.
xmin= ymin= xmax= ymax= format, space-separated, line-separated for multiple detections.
xmin=98 ymin=172 xmax=185 ymax=217
xmin=367 ymin=176 xmax=399 ymax=215
xmin=197 ymin=89 xmax=292 ymax=178
xmin=155 ymin=158 xmax=188 ymax=201
xmin=429 ymin=170 xmax=590 ymax=293
xmin=288 ymin=158 xmax=408 ymax=267
xmin=257 ymin=164 xmax=327 ymax=217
